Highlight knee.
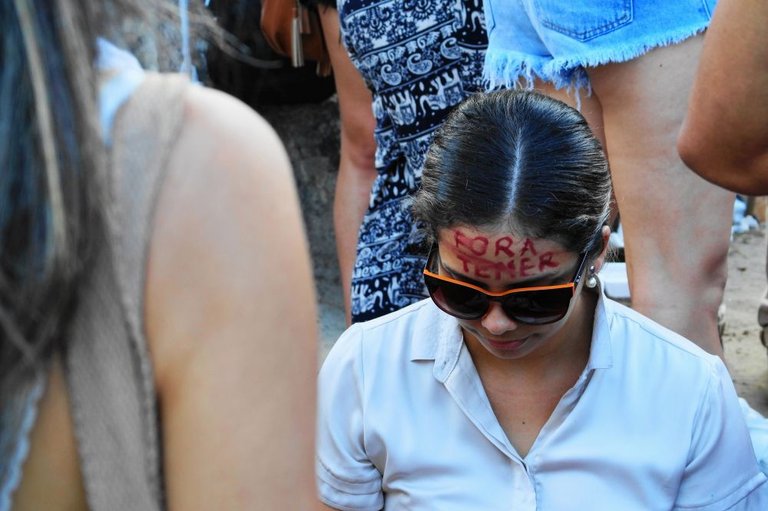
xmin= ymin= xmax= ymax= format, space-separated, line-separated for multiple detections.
xmin=695 ymin=241 xmax=730 ymax=308
xmin=647 ymin=238 xmax=729 ymax=308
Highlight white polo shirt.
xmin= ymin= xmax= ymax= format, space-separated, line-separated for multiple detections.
xmin=316 ymin=289 xmax=768 ymax=510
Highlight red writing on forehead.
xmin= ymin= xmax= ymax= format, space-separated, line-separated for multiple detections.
xmin=456 ymin=251 xmax=559 ymax=280
xmin=450 ymin=229 xmax=561 ymax=280
xmin=454 ymin=230 xmax=488 ymax=255
xmin=453 ymin=230 xmax=542 ymax=258
xmin=520 ymin=238 xmax=537 ymax=257
xmin=538 ymin=252 xmax=557 ymax=270
xmin=494 ymin=236 xmax=514 ymax=257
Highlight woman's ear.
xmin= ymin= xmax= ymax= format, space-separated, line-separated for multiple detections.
xmin=593 ymin=225 xmax=612 ymax=273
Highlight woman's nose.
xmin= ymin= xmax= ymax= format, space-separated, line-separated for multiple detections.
xmin=481 ymin=302 xmax=519 ymax=335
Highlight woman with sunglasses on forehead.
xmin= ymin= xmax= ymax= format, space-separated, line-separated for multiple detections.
xmin=316 ymin=89 xmax=768 ymax=510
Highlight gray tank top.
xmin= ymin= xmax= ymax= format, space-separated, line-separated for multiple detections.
xmin=63 ymin=72 xmax=189 ymax=510
xmin=0 ymin=43 xmax=147 ymax=511
xmin=0 ymin=72 xmax=189 ymax=511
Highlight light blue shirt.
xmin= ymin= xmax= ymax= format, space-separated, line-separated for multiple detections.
xmin=317 ymin=287 xmax=768 ymax=510
xmin=96 ymin=38 xmax=145 ymax=145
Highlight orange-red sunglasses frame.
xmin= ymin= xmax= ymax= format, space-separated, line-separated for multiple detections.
xmin=422 ymin=246 xmax=589 ymax=322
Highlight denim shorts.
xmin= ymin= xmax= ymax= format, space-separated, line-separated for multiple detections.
xmin=483 ymin=0 xmax=717 ymax=93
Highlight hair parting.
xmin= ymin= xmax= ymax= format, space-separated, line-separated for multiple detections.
xmin=412 ymin=89 xmax=612 ymax=259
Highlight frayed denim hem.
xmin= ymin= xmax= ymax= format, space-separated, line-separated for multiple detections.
xmin=483 ymin=50 xmax=591 ymax=108
xmin=483 ymin=23 xmax=708 ymax=109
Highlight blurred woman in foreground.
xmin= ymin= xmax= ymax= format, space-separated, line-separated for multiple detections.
xmin=1 ymin=1 xmax=318 ymax=509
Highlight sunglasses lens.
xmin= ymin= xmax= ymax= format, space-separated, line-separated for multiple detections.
xmin=423 ymin=247 xmax=577 ymax=325
xmin=425 ymin=276 xmax=488 ymax=319
xmin=501 ymin=288 xmax=573 ymax=324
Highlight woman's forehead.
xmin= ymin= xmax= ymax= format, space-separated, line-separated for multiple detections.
xmin=436 ymin=226 xmax=577 ymax=284
xmin=437 ymin=226 xmax=570 ymax=256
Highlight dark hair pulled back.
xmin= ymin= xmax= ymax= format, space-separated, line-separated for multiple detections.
xmin=412 ymin=89 xmax=612 ymax=258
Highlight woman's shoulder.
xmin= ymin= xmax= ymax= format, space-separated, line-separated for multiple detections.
xmin=344 ymin=299 xmax=442 ymax=346
xmin=322 ymin=300 xmax=447 ymax=375
xmin=143 ymin=80 xmax=314 ymax=389
xmin=600 ymin=295 xmax=722 ymax=374
xmin=139 ymin=81 xmax=319 ymax=507
xmin=112 ymin=73 xmax=291 ymax=193
xmin=178 ymin=82 xmax=288 ymax=170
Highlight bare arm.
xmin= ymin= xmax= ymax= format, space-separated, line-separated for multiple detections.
xmin=145 ymin=86 xmax=318 ymax=509
xmin=678 ymin=0 xmax=768 ymax=194
xmin=319 ymin=6 xmax=377 ymax=325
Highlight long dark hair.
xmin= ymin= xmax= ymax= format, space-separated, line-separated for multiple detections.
xmin=0 ymin=0 xmax=211 ymax=391
xmin=412 ymin=89 xmax=612 ymax=258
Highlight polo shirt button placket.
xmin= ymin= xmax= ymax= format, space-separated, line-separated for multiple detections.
xmin=510 ymin=460 xmax=537 ymax=511
xmin=519 ymin=478 xmax=536 ymax=511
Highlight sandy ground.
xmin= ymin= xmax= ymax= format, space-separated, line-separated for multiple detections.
xmin=723 ymin=228 xmax=768 ymax=415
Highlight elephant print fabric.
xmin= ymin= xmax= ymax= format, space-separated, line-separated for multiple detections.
xmin=338 ymin=0 xmax=487 ymax=323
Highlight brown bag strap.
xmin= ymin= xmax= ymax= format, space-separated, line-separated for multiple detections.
xmin=260 ymin=0 xmax=331 ymax=75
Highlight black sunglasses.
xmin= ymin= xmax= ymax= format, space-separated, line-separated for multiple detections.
xmin=423 ymin=246 xmax=589 ymax=324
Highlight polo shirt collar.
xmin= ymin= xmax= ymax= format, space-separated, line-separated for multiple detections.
xmin=587 ymin=281 xmax=614 ymax=370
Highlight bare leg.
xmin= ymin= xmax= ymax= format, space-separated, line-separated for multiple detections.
xmin=587 ymin=35 xmax=734 ymax=357
xmin=319 ymin=8 xmax=378 ymax=325
xmin=534 ymin=80 xmax=605 ymax=147
xmin=534 ymin=81 xmax=606 ymax=149
xmin=758 ymin=242 xmax=768 ymax=344
xmin=534 ymin=81 xmax=619 ymax=227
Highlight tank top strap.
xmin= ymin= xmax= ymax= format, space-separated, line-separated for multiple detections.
xmin=64 ymin=72 xmax=189 ymax=511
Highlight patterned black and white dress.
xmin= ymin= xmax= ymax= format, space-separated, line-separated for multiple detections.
xmin=339 ymin=0 xmax=487 ymax=322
